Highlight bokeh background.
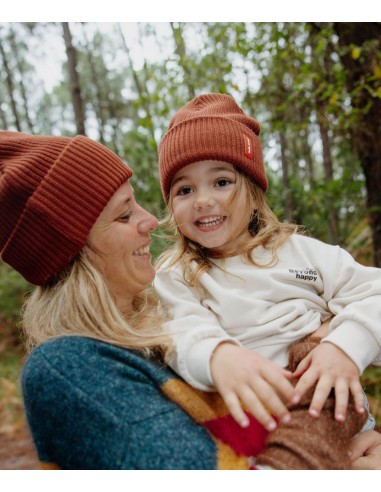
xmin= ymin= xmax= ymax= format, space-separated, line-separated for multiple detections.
xmin=1 ymin=20 xmax=380 ymax=466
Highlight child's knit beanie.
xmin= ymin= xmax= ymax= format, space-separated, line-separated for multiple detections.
xmin=158 ymin=93 xmax=267 ymax=203
xmin=0 ymin=131 xmax=132 ymax=285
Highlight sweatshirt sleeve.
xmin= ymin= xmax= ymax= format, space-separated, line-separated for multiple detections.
xmin=154 ymin=264 xmax=240 ymax=390
xmin=317 ymin=242 xmax=381 ymax=372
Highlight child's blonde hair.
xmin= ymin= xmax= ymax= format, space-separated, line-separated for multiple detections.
xmin=156 ymin=167 xmax=301 ymax=290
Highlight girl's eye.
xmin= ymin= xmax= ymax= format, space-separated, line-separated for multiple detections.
xmin=216 ymin=178 xmax=232 ymax=187
xmin=177 ymin=186 xmax=193 ymax=196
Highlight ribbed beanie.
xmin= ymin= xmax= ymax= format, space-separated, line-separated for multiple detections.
xmin=158 ymin=93 xmax=267 ymax=203
xmin=0 ymin=131 xmax=132 ymax=285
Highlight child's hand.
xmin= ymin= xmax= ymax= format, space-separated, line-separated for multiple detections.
xmin=210 ymin=343 xmax=300 ymax=431
xmin=293 ymin=342 xmax=365 ymax=421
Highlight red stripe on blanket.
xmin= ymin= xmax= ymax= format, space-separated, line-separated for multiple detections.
xmin=203 ymin=412 xmax=268 ymax=457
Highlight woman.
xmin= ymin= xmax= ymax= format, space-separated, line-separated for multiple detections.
xmin=0 ymin=131 xmax=379 ymax=470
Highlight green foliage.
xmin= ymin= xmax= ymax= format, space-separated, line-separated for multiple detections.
xmin=0 ymin=263 xmax=28 ymax=433
xmin=0 ymin=262 xmax=31 ymax=325
xmin=0 ymin=345 xmax=25 ymax=435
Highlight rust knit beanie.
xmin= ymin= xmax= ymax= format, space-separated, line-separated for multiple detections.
xmin=0 ymin=131 xmax=132 ymax=285
xmin=158 ymin=93 xmax=267 ymax=203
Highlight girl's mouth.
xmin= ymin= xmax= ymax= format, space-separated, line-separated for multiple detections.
xmin=195 ymin=216 xmax=226 ymax=229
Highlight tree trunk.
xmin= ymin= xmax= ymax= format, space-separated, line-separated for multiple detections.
xmin=316 ymin=102 xmax=340 ymax=244
xmin=298 ymin=107 xmax=315 ymax=189
xmin=118 ymin=24 xmax=157 ymax=148
xmin=333 ymin=23 xmax=381 ymax=266
xmin=170 ymin=22 xmax=196 ymax=100
xmin=0 ymin=40 xmax=21 ymax=131
xmin=0 ymin=96 xmax=9 ymax=128
xmin=9 ymin=27 xmax=34 ymax=133
xmin=307 ymin=22 xmax=340 ymax=243
xmin=62 ymin=22 xmax=86 ymax=135
xmin=278 ymin=130 xmax=294 ymax=222
xmin=81 ymin=23 xmax=106 ymax=144
xmin=303 ymin=140 xmax=315 ymax=189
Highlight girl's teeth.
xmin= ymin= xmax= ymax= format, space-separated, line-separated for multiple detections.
xmin=197 ymin=217 xmax=224 ymax=227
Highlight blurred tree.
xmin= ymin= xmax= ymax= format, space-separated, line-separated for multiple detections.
xmin=80 ymin=23 xmax=107 ymax=144
xmin=62 ymin=22 xmax=86 ymax=135
xmin=0 ymin=27 xmax=22 ymax=131
xmin=333 ymin=22 xmax=381 ymax=267
xmin=170 ymin=22 xmax=196 ymax=100
xmin=8 ymin=25 xmax=34 ymax=133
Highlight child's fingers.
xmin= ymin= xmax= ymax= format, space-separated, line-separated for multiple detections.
xmin=333 ymin=379 xmax=349 ymax=421
xmin=247 ymin=379 xmax=291 ymax=425
xmin=282 ymin=368 xmax=294 ymax=379
xmin=222 ymin=387 xmax=278 ymax=431
xmin=308 ymin=375 xmax=333 ymax=417
xmin=222 ymin=390 xmax=250 ymax=428
xmin=350 ymin=381 xmax=366 ymax=414
xmin=292 ymin=353 xmax=312 ymax=378
xmin=239 ymin=386 xmax=278 ymax=431
xmin=294 ymin=367 xmax=318 ymax=398
xmin=265 ymin=368 xmax=300 ymax=404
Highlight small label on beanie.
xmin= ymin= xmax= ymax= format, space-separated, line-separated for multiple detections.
xmin=243 ymin=133 xmax=253 ymax=159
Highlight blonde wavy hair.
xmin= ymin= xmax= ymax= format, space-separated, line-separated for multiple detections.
xmin=156 ymin=167 xmax=302 ymax=290
xmin=21 ymin=248 xmax=172 ymax=359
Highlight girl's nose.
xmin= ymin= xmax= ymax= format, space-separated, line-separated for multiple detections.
xmin=193 ymin=192 xmax=214 ymax=210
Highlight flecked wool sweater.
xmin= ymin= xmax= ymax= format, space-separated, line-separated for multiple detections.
xmin=21 ymin=336 xmax=366 ymax=470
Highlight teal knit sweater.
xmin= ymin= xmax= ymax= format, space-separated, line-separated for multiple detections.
xmin=22 ymin=336 xmax=226 ymax=470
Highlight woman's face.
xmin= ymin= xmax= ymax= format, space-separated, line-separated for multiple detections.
xmin=88 ymin=181 xmax=158 ymax=312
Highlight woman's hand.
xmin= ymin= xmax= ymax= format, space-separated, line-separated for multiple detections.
xmin=210 ymin=343 xmax=300 ymax=431
xmin=349 ymin=430 xmax=381 ymax=470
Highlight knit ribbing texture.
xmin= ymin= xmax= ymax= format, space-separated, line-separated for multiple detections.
xmin=0 ymin=131 xmax=132 ymax=285
xmin=158 ymin=93 xmax=267 ymax=203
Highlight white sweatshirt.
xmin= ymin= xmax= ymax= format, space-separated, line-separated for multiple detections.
xmin=154 ymin=234 xmax=381 ymax=391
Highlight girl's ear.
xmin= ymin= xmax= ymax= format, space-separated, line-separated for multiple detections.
xmin=248 ymin=210 xmax=260 ymax=235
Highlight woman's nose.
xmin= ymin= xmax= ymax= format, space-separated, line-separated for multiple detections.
xmin=137 ymin=209 xmax=158 ymax=234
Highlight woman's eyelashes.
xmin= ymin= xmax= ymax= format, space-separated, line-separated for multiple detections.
xmin=117 ymin=211 xmax=132 ymax=222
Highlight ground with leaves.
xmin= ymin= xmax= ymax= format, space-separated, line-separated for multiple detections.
xmin=0 ymin=426 xmax=39 ymax=470
xmin=0 ymin=318 xmax=39 ymax=470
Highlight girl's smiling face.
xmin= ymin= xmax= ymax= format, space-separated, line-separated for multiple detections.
xmin=170 ymin=160 xmax=252 ymax=254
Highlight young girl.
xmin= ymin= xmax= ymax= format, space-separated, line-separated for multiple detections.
xmin=154 ymin=93 xmax=381 ymax=435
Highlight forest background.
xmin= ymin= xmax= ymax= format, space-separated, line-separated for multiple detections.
xmin=1 ymin=21 xmax=381 ymax=445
